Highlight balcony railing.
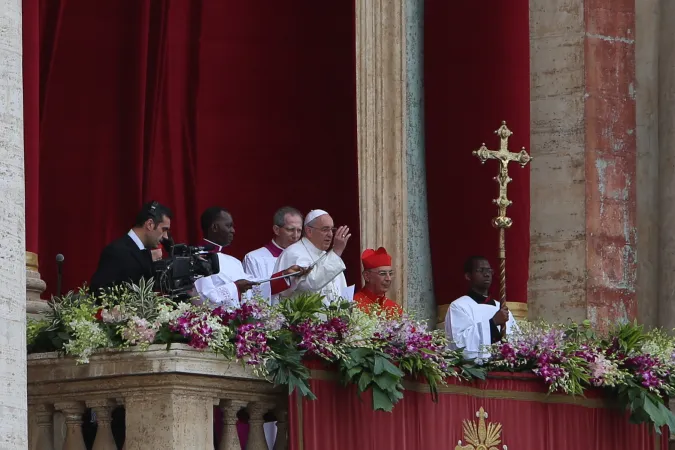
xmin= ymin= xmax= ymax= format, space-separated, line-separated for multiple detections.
xmin=27 ymin=344 xmax=287 ymax=450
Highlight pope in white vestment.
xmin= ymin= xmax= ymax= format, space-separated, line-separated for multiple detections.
xmin=444 ymin=256 xmax=519 ymax=361
xmin=270 ymin=209 xmax=352 ymax=305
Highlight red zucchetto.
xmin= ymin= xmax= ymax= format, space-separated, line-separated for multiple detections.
xmin=361 ymin=247 xmax=392 ymax=270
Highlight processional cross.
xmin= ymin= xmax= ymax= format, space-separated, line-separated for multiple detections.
xmin=473 ymin=122 xmax=531 ymax=334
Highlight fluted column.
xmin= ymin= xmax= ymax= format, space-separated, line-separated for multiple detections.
xmin=54 ymin=402 xmax=86 ymax=450
xmin=246 ymin=402 xmax=274 ymax=450
xmin=355 ymin=0 xmax=434 ymax=322
xmin=218 ymin=399 xmax=248 ymax=450
xmin=87 ymin=400 xmax=117 ymax=450
xmin=0 ymin=0 xmax=28 ymax=448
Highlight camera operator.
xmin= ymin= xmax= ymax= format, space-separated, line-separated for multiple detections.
xmin=90 ymin=201 xmax=172 ymax=293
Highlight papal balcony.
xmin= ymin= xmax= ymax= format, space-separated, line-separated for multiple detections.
xmin=27 ymin=344 xmax=286 ymax=450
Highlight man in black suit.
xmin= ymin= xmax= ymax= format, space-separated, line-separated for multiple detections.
xmin=90 ymin=200 xmax=172 ymax=293
xmin=85 ymin=201 xmax=171 ymax=449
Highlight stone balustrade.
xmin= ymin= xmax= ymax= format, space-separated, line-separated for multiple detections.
xmin=27 ymin=344 xmax=287 ymax=450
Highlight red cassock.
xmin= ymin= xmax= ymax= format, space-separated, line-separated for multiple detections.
xmin=354 ymin=288 xmax=403 ymax=317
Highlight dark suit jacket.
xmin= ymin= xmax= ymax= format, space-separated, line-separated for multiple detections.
xmin=90 ymin=235 xmax=154 ymax=293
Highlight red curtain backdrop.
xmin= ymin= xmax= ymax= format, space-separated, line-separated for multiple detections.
xmin=24 ymin=0 xmax=360 ymax=296
xmin=425 ymin=1 xmax=531 ymax=305
xmin=290 ymin=365 xmax=667 ymax=450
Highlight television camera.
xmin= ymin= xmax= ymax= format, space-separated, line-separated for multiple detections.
xmin=153 ymin=240 xmax=220 ymax=299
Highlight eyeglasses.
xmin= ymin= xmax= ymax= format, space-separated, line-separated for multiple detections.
xmin=368 ymin=270 xmax=395 ymax=277
xmin=307 ymin=226 xmax=337 ymax=234
xmin=475 ymin=268 xmax=494 ymax=275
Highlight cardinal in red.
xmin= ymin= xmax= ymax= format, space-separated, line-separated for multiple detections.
xmin=354 ymin=247 xmax=403 ymax=317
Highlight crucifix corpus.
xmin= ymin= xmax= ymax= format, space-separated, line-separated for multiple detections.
xmin=472 ymin=121 xmax=531 ymax=336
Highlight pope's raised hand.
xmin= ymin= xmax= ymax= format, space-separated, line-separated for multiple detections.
xmin=332 ymin=225 xmax=351 ymax=256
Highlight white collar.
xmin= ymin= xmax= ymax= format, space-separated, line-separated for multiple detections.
xmin=271 ymin=239 xmax=284 ymax=250
xmin=301 ymin=237 xmax=324 ymax=256
xmin=128 ymin=229 xmax=145 ymax=250
xmin=203 ymin=238 xmax=223 ymax=252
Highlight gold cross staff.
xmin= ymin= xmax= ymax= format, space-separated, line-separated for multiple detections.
xmin=473 ymin=121 xmax=531 ymax=336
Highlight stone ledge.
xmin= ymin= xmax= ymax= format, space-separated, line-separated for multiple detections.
xmin=28 ymin=344 xmax=283 ymax=403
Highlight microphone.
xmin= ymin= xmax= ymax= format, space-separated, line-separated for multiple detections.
xmin=56 ymin=254 xmax=64 ymax=297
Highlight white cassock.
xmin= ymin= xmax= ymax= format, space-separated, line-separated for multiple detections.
xmin=194 ymin=252 xmax=255 ymax=310
xmin=445 ymin=295 xmax=518 ymax=361
xmin=243 ymin=241 xmax=284 ymax=303
xmin=271 ymin=237 xmax=348 ymax=306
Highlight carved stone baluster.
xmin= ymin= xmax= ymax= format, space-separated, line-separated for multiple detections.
xmin=54 ymin=402 xmax=86 ymax=450
xmin=273 ymin=407 xmax=288 ymax=450
xmin=247 ymin=402 xmax=274 ymax=450
xmin=218 ymin=399 xmax=248 ymax=450
xmin=35 ymin=404 xmax=55 ymax=450
xmin=87 ymin=400 xmax=117 ymax=450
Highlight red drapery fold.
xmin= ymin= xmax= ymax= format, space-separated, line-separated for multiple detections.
xmin=290 ymin=365 xmax=667 ymax=450
xmin=32 ymin=0 xmax=360 ymax=296
xmin=425 ymin=1 xmax=531 ymax=305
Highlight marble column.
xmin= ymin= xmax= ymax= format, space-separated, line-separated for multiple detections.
xmin=355 ymin=0 xmax=435 ymax=323
xmin=0 ymin=0 xmax=28 ymax=448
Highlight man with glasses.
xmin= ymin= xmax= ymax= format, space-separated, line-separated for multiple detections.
xmin=243 ymin=206 xmax=303 ymax=302
xmin=354 ymin=247 xmax=402 ymax=317
xmin=271 ymin=209 xmax=351 ymax=305
xmin=445 ymin=256 xmax=518 ymax=360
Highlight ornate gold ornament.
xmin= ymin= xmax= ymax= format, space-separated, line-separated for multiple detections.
xmin=455 ymin=407 xmax=508 ymax=450
xmin=473 ymin=121 xmax=532 ymax=336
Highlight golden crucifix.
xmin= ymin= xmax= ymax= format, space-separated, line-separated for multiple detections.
xmin=473 ymin=121 xmax=531 ymax=334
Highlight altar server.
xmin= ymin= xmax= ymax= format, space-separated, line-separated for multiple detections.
xmin=243 ymin=206 xmax=303 ymax=302
xmin=445 ymin=256 xmax=518 ymax=360
xmin=271 ymin=209 xmax=351 ymax=305
xmin=194 ymin=207 xmax=304 ymax=309
xmin=354 ymin=247 xmax=403 ymax=317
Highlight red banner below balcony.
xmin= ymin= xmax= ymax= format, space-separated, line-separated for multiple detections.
xmin=289 ymin=367 xmax=667 ymax=450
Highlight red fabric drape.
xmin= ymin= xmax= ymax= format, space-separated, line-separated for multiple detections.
xmin=290 ymin=366 xmax=667 ymax=450
xmin=23 ymin=0 xmax=40 ymax=253
xmin=425 ymin=1 xmax=531 ymax=305
xmin=32 ymin=0 xmax=359 ymax=296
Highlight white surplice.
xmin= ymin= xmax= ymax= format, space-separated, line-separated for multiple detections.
xmin=243 ymin=242 xmax=283 ymax=303
xmin=194 ymin=253 xmax=254 ymax=310
xmin=271 ymin=237 xmax=348 ymax=306
xmin=445 ymin=295 xmax=518 ymax=361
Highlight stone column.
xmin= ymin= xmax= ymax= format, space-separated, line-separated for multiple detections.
xmin=0 ymin=0 xmax=28 ymax=448
xmin=529 ymin=0 xmax=638 ymax=328
xmin=124 ymin=392 xmax=213 ymax=450
xmin=636 ymin=0 xmax=660 ymax=328
xmin=658 ymin=0 xmax=675 ymax=330
xmin=355 ymin=0 xmax=435 ymax=323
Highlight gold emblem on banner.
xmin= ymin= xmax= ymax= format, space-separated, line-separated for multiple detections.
xmin=455 ymin=407 xmax=508 ymax=450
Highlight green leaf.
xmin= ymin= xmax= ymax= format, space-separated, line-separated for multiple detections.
xmin=373 ymin=373 xmax=400 ymax=391
xmin=374 ymin=356 xmax=385 ymax=375
xmin=372 ymin=386 xmax=394 ymax=412
xmin=380 ymin=358 xmax=404 ymax=377
xmin=358 ymin=372 xmax=373 ymax=393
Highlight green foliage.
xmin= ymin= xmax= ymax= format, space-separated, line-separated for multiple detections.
xmin=277 ymin=293 xmax=325 ymax=325
xmin=339 ymin=347 xmax=405 ymax=412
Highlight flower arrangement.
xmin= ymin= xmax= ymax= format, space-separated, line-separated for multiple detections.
xmin=489 ymin=320 xmax=675 ymax=431
xmin=25 ymin=280 xmax=675 ymax=431
xmin=27 ymin=280 xmax=476 ymax=412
